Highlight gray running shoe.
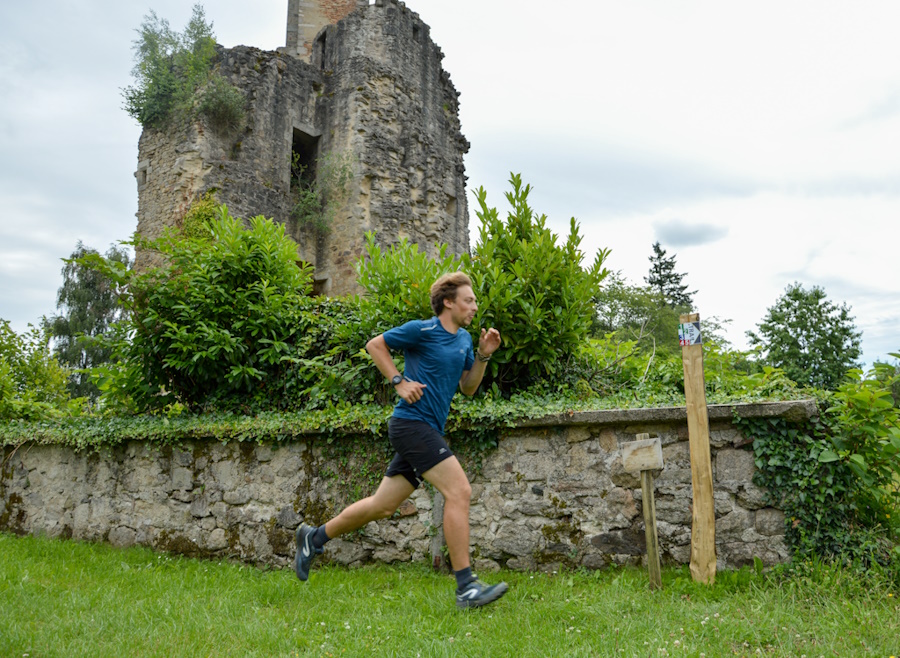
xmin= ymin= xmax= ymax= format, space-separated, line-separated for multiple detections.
xmin=456 ymin=578 xmax=509 ymax=609
xmin=294 ymin=523 xmax=323 ymax=581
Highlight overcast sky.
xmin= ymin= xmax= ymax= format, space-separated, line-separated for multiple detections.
xmin=1 ymin=0 xmax=898 ymax=367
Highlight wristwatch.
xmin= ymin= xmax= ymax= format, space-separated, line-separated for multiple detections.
xmin=391 ymin=374 xmax=403 ymax=386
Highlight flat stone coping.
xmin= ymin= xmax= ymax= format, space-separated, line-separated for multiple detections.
xmin=516 ymin=399 xmax=818 ymax=428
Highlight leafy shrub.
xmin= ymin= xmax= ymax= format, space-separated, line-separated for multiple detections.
xmin=179 ymin=191 xmax=218 ymax=240
xmin=0 ymin=320 xmax=70 ymax=420
xmin=470 ymin=173 xmax=610 ymax=392
xmin=299 ymin=233 xmax=469 ymax=407
xmin=81 ymin=207 xmax=325 ymax=412
xmin=594 ymin=271 xmax=688 ymax=358
xmin=741 ymin=360 xmax=900 ymax=567
xmin=197 ymin=74 xmax=245 ymax=134
xmin=819 ymin=360 xmax=900 ymax=529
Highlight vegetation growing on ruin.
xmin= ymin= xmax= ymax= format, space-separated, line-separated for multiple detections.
xmin=122 ymin=4 xmax=244 ymax=133
xmin=289 ymin=151 xmax=355 ymax=234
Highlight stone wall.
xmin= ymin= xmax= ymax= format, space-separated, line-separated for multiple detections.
xmin=1 ymin=401 xmax=814 ymax=573
xmin=134 ymin=0 xmax=469 ymax=295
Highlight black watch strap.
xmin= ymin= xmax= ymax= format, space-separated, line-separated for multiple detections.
xmin=391 ymin=374 xmax=403 ymax=386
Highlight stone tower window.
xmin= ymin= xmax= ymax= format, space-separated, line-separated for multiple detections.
xmin=314 ymin=33 xmax=327 ymax=70
xmin=291 ymin=128 xmax=320 ymax=189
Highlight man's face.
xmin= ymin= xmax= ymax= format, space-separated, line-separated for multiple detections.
xmin=445 ymin=285 xmax=478 ymax=326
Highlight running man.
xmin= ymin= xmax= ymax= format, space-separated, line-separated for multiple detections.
xmin=294 ymin=271 xmax=509 ymax=609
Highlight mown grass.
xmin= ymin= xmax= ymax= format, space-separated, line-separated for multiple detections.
xmin=1 ymin=532 xmax=897 ymax=657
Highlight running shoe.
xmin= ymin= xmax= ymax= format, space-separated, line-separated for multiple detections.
xmin=456 ymin=578 xmax=509 ymax=609
xmin=294 ymin=523 xmax=323 ymax=581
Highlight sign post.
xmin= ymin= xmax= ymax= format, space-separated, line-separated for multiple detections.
xmin=622 ymin=433 xmax=664 ymax=590
xmin=679 ymin=312 xmax=717 ymax=585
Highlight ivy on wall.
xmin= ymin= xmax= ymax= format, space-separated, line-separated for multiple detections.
xmin=738 ymin=363 xmax=900 ymax=572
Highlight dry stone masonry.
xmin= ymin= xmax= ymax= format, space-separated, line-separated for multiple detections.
xmin=135 ymin=0 xmax=469 ymax=295
xmin=1 ymin=401 xmax=814 ymax=572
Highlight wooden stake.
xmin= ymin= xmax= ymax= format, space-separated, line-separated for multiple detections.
xmin=623 ymin=433 xmax=663 ymax=590
xmin=680 ymin=312 xmax=717 ymax=585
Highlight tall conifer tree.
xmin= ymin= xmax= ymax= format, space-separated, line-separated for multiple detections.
xmin=644 ymin=241 xmax=695 ymax=309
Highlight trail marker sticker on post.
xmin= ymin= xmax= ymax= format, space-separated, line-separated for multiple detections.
xmin=678 ymin=321 xmax=702 ymax=346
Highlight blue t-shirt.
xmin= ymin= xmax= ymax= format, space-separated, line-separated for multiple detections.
xmin=383 ymin=317 xmax=475 ymax=434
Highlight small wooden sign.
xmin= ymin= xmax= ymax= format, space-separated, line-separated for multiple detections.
xmin=622 ymin=433 xmax=664 ymax=590
xmin=622 ymin=437 xmax=663 ymax=473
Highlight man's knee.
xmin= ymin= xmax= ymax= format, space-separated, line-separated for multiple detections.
xmin=444 ymin=479 xmax=472 ymax=505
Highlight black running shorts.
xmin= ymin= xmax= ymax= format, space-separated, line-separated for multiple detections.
xmin=385 ymin=417 xmax=454 ymax=488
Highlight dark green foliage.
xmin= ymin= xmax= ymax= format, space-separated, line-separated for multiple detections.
xmin=122 ymin=5 xmax=241 ymax=130
xmin=0 ymin=321 xmax=70 ymax=420
xmin=79 ymin=207 xmax=324 ymax=412
xmin=470 ymin=174 xmax=610 ymax=393
xmin=819 ymin=361 xmax=900 ymax=529
xmin=299 ymin=233 xmax=468 ymax=407
xmin=740 ymin=363 xmax=899 ymax=567
xmin=747 ymin=282 xmax=862 ymax=390
xmin=44 ymin=242 xmax=131 ymax=400
xmin=644 ymin=241 xmax=695 ymax=309
xmin=355 ymin=233 xmax=468 ymax=337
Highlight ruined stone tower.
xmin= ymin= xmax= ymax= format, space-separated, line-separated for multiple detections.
xmin=135 ymin=0 xmax=470 ymax=295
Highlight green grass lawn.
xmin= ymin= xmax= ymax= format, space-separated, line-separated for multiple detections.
xmin=1 ymin=532 xmax=897 ymax=657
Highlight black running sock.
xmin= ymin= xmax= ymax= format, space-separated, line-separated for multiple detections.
xmin=455 ymin=567 xmax=475 ymax=591
xmin=312 ymin=525 xmax=331 ymax=549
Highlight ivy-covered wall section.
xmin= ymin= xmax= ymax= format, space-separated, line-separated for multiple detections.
xmin=1 ymin=401 xmax=814 ymax=572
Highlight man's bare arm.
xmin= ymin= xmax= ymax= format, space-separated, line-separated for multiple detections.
xmin=365 ymin=334 xmax=426 ymax=404
xmin=459 ymin=327 xmax=501 ymax=396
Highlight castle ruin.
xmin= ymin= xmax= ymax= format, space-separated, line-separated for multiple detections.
xmin=135 ymin=0 xmax=470 ymax=295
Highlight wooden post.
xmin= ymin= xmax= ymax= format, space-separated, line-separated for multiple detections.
xmin=679 ymin=312 xmax=716 ymax=585
xmin=622 ymin=433 xmax=663 ymax=590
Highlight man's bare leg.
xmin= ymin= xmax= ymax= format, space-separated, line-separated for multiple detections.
xmin=294 ymin=475 xmax=413 ymax=581
xmin=423 ymin=456 xmax=508 ymax=608
xmin=324 ymin=475 xmax=415 ymax=538
xmin=422 ymin=456 xmax=472 ymax=570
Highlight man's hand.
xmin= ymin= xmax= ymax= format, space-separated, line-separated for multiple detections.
xmin=478 ymin=327 xmax=501 ymax=357
xmin=395 ymin=378 xmax=426 ymax=404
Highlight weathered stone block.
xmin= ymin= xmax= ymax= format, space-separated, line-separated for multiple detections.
xmin=755 ymin=508 xmax=786 ymax=536
xmin=715 ymin=448 xmax=756 ymax=485
xmin=716 ymin=508 xmax=753 ymax=542
xmin=590 ymin=527 xmax=645 ymax=555
xmin=224 ymin=489 xmax=251 ymax=505
xmin=109 ymin=526 xmax=136 ymax=548
xmin=494 ymin=522 xmax=538 ymax=556
xmin=207 ymin=528 xmax=229 ymax=551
